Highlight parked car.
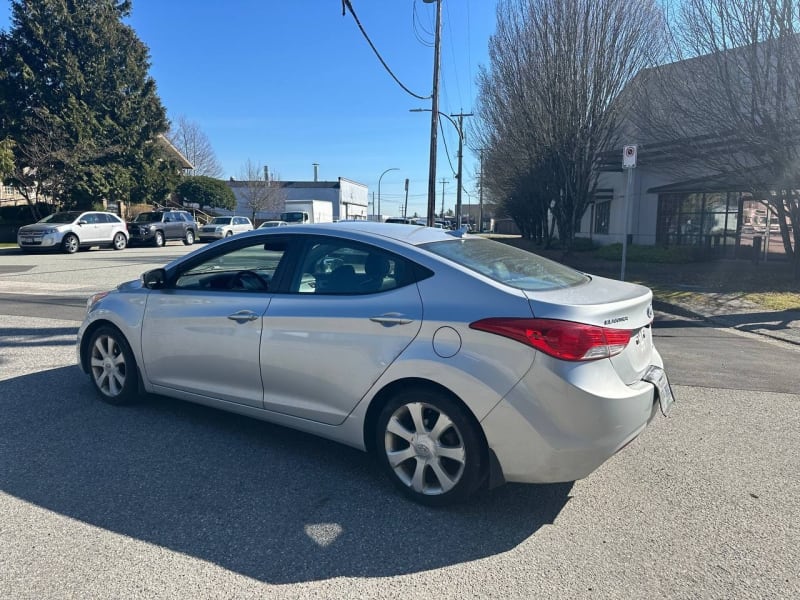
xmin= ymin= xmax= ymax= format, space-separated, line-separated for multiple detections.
xmin=199 ymin=216 xmax=254 ymax=241
xmin=258 ymin=220 xmax=288 ymax=228
xmin=18 ymin=210 xmax=128 ymax=254
xmin=127 ymin=209 xmax=197 ymax=247
xmin=384 ymin=217 xmax=418 ymax=225
xmin=77 ymin=222 xmax=673 ymax=506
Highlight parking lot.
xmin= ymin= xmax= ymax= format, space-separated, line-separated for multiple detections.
xmin=0 ymin=244 xmax=798 ymax=599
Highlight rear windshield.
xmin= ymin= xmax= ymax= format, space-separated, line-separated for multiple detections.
xmin=422 ymin=238 xmax=589 ymax=291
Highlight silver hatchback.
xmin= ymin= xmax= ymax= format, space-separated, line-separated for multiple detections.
xmin=77 ymin=223 xmax=674 ymax=505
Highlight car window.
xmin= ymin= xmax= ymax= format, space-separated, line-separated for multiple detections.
xmin=81 ymin=213 xmax=100 ymax=224
xmin=291 ymin=239 xmax=416 ymax=295
xmin=133 ymin=212 xmax=158 ymax=223
xmin=174 ymin=240 xmax=289 ymax=293
xmin=423 ymin=237 xmax=589 ymax=291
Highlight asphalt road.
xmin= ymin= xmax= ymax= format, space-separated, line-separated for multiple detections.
xmin=1 ymin=245 xmax=798 ymax=599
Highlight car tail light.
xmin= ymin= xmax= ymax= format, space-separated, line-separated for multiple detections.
xmin=470 ymin=318 xmax=632 ymax=361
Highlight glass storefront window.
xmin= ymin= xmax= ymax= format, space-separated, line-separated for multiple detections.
xmin=657 ymin=192 xmax=739 ymax=249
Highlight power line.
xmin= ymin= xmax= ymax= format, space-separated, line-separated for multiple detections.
xmin=439 ymin=120 xmax=457 ymax=176
xmin=444 ymin=1 xmax=463 ymax=109
xmin=342 ymin=0 xmax=431 ymax=101
xmin=412 ymin=0 xmax=434 ymax=47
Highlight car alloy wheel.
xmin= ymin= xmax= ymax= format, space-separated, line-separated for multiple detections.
xmin=184 ymin=229 xmax=195 ymax=245
xmin=112 ymin=232 xmax=127 ymax=250
xmin=376 ymin=389 xmax=485 ymax=506
xmin=62 ymin=233 xmax=80 ymax=254
xmin=153 ymin=230 xmax=165 ymax=247
xmin=87 ymin=326 xmax=138 ymax=405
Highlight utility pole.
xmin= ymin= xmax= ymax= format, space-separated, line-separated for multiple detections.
xmin=403 ymin=178 xmax=409 ymax=218
xmin=423 ymin=0 xmax=442 ymax=227
xmin=440 ymin=178 xmax=448 ymax=218
xmin=450 ymin=111 xmax=473 ymax=229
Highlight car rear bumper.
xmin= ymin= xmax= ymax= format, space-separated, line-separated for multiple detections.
xmin=481 ymin=352 xmax=664 ymax=483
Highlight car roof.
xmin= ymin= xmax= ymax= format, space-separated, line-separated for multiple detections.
xmin=256 ymin=221 xmax=468 ymax=246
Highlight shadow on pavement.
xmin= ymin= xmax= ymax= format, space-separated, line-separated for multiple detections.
xmin=0 ymin=366 xmax=572 ymax=583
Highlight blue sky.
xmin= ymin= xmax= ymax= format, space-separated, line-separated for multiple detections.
xmin=0 ymin=0 xmax=497 ymax=218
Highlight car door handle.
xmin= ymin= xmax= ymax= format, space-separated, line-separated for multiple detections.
xmin=228 ymin=310 xmax=259 ymax=323
xmin=370 ymin=313 xmax=413 ymax=326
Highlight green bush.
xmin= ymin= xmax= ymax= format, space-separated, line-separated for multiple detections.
xmin=568 ymin=237 xmax=599 ymax=252
xmin=595 ymin=243 xmax=702 ymax=263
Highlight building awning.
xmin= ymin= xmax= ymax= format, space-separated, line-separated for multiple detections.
xmin=646 ymin=166 xmax=796 ymax=194
xmin=156 ymin=134 xmax=194 ymax=170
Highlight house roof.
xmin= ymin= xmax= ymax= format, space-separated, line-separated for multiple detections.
xmin=156 ymin=134 xmax=194 ymax=170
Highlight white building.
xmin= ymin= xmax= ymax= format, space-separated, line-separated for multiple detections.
xmin=226 ymin=177 xmax=368 ymax=223
xmin=576 ymin=43 xmax=797 ymax=260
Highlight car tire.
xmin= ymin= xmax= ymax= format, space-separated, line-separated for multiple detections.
xmin=183 ymin=229 xmax=195 ymax=245
xmin=375 ymin=388 xmax=485 ymax=506
xmin=86 ymin=325 xmax=139 ymax=405
xmin=225 ymin=231 xmax=233 ymax=237
xmin=153 ymin=230 xmax=165 ymax=247
xmin=61 ymin=233 xmax=80 ymax=254
xmin=112 ymin=232 xmax=127 ymax=250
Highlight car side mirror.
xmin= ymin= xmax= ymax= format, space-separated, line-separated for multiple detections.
xmin=142 ymin=268 xmax=167 ymax=290
xmin=78 ymin=220 xmax=87 ymax=226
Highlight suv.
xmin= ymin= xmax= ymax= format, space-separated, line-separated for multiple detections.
xmin=199 ymin=216 xmax=254 ymax=241
xmin=17 ymin=211 xmax=129 ymax=254
xmin=127 ymin=209 xmax=198 ymax=247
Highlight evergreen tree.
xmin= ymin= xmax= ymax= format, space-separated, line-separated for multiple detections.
xmin=0 ymin=0 xmax=175 ymax=210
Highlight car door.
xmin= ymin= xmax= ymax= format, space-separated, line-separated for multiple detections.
xmin=234 ymin=216 xmax=250 ymax=234
xmin=260 ymin=236 xmax=424 ymax=425
xmin=162 ymin=212 xmax=179 ymax=239
xmin=96 ymin=213 xmax=117 ymax=243
xmin=140 ymin=237 xmax=291 ymax=407
xmin=78 ymin=213 xmax=102 ymax=243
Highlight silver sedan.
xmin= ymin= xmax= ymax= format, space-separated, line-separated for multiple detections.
xmin=77 ymin=222 xmax=674 ymax=505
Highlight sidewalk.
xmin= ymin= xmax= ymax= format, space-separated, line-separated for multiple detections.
xmin=653 ymin=292 xmax=800 ymax=347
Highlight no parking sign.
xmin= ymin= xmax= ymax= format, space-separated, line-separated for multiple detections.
xmin=623 ymin=145 xmax=637 ymax=169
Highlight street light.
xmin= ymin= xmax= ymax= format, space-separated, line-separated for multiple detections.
xmin=410 ymin=108 xmax=472 ymax=228
xmin=377 ymin=167 xmax=399 ymax=220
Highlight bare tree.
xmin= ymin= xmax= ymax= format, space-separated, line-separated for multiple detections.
xmin=167 ymin=115 xmax=223 ymax=178
xmin=634 ymin=0 xmax=800 ymax=276
xmin=474 ymin=0 xmax=666 ymax=248
xmin=238 ymin=159 xmax=286 ymax=221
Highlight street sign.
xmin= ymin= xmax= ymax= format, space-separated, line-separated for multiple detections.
xmin=623 ymin=145 xmax=637 ymax=169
